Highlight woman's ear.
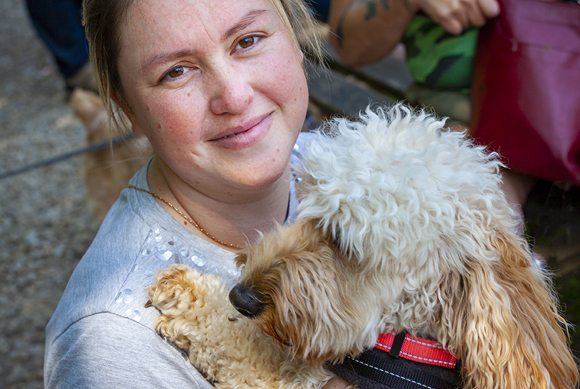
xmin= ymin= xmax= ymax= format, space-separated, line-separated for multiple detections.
xmin=128 ymin=119 xmax=145 ymax=136
xmin=110 ymin=90 xmax=144 ymax=135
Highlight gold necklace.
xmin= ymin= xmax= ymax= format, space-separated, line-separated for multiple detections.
xmin=128 ymin=185 xmax=243 ymax=250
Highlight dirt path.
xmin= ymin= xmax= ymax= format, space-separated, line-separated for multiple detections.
xmin=0 ymin=0 xmax=97 ymax=387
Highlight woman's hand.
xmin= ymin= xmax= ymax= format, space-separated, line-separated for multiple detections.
xmin=406 ymin=0 xmax=500 ymax=34
xmin=323 ymin=377 xmax=352 ymax=388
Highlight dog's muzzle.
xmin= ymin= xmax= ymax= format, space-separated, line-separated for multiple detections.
xmin=229 ymin=283 xmax=265 ymax=318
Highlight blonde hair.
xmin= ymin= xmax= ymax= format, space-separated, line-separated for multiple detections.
xmin=82 ymin=0 xmax=325 ymax=128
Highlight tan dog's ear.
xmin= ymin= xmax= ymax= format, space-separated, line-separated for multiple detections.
xmin=446 ymin=231 xmax=578 ymax=389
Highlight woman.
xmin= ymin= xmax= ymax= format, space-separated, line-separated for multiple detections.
xmin=44 ymin=0 xmax=349 ymax=387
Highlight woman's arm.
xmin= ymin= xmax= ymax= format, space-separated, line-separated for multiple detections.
xmin=45 ymin=313 xmax=210 ymax=388
xmin=327 ymin=0 xmax=500 ymax=66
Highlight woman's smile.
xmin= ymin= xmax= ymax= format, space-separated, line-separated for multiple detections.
xmin=209 ymin=112 xmax=273 ymax=149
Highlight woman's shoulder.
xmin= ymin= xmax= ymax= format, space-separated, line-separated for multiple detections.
xmin=46 ymin=179 xmax=241 ymax=346
xmin=45 ymin=192 xmax=163 ymax=339
xmin=291 ymin=131 xmax=319 ymax=163
xmin=296 ymin=130 xmax=318 ymax=149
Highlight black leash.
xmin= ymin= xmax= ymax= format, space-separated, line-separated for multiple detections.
xmin=0 ymin=132 xmax=139 ymax=181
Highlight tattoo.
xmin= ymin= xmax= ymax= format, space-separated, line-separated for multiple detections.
xmin=337 ymin=0 xmax=392 ymax=45
xmin=365 ymin=0 xmax=391 ymax=19
xmin=336 ymin=0 xmax=364 ymax=47
xmin=365 ymin=2 xmax=377 ymax=20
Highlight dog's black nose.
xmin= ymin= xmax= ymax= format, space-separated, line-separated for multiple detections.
xmin=229 ymin=283 xmax=264 ymax=318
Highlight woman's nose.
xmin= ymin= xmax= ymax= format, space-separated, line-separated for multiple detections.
xmin=209 ymin=64 xmax=254 ymax=115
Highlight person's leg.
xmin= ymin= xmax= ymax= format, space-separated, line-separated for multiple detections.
xmin=25 ymin=0 xmax=91 ymax=81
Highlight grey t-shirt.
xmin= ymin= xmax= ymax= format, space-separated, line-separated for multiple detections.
xmin=44 ymin=133 xmax=314 ymax=388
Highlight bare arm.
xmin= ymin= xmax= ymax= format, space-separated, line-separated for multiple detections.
xmin=328 ymin=0 xmax=415 ymax=66
xmin=322 ymin=376 xmax=353 ymax=388
xmin=327 ymin=0 xmax=500 ymax=66
xmin=406 ymin=0 xmax=500 ymax=35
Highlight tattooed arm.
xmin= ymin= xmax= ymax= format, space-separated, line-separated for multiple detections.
xmin=328 ymin=0 xmax=414 ymax=66
xmin=327 ymin=0 xmax=500 ymax=66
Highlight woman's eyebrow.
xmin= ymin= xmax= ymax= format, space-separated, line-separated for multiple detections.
xmin=141 ymin=9 xmax=269 ymax=72
xmin=222 ymin=9 xmax=268 ymax=41
xmin=141 ymin=49 xmax=198 ymax=72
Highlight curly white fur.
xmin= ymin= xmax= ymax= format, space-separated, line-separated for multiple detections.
xmin=233 ymin=104 xmax=578 ymax=389
xmin=295 ymin=104 xmax=512 ymax=271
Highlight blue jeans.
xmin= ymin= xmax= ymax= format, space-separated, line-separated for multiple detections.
xmin=305 ymin=0 xmax=331 ymax=22
xmin=25 ymin=0 xmax=88 ymax=78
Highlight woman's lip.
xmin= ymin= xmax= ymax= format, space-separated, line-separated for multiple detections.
xmin=210 ymin=114 xmax=270 ymax=141
xmin=208 ymin=113 xmax=273 ymax=149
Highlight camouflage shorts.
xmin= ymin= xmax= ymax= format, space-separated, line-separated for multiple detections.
xmin=405 ymin=83 xmax=471 ymax=126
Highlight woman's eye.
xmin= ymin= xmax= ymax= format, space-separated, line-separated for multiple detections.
xmin=167 ymin=66 xmax=185 ymax=79
xmin=237 ymin=36 xmax=258 ymax=50
xmin=161 ymin=65 xmax=193 ymax=82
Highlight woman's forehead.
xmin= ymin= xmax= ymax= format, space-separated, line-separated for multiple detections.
xmin=122 ymin=0 xmax=277 ymax=31
xmin=119 ymin=0 xmax=279 ymax=58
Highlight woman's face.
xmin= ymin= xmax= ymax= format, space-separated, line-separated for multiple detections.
xmin=117 ymin=0 xmax=308 ymax=201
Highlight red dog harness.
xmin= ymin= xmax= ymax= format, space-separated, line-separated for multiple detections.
xmin=330 ymin=332 xmax=461 ymax=389
xmin=375 ymin=332 xmax=457 ymax=369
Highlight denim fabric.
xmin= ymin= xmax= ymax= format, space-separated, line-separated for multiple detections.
xmin=25 ymin=0 xmax=88 ymax=77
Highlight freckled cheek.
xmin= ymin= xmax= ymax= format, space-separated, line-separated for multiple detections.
xmin=260 ymin=55 xmax=307 ymax=108
xmin=281 ymin=73 xmax=306 ymax=106
xmin=147 ymin=100 xmax=204 ymax=143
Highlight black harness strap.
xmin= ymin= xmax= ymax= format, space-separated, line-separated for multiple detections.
xmin=388 ymin=331 xmax=407 ymax=358
xmin=329 ymin=347 xmax=462 ymax=389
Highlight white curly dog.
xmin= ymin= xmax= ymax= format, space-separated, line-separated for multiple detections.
xmin=150 ymin=105 xmax=578 ymax=389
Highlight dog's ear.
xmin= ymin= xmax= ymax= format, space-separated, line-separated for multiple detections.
xmin=445 ymin=231 xmax=578 ymax=389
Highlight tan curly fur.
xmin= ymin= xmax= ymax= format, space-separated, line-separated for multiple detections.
xmin=233 ymin=104 xmax=579 ymax=389
xmin=148 ymin=264 xmax=349 ymax=389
